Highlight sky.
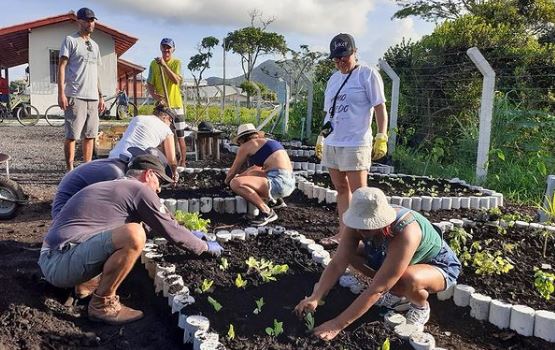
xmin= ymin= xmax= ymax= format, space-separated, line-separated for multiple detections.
xmin=0 ymin=0 xmax=435 ymax=81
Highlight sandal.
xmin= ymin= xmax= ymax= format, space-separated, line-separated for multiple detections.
xmin=319 ymin=236 xmax=340 ymax=248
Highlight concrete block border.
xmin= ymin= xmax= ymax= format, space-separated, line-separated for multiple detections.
xmin=294 ymin=174 xmax=504 ymax=211
xmin=429 ymin=218 xmax=555 ymax=343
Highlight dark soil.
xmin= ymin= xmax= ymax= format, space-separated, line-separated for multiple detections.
xmin=162 ymin=169 xmax=234 ymax=199
xmin=308 ymin=173 xmax=485 ymax=197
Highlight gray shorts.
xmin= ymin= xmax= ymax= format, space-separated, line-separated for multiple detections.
xmin=38 ymin=230 xmax=114 ymax=288
xmin=64 ymin=97 xmax=99 ymax=140
xmin=321 ymin=145 xmax=372 ymax=171
xmin=267 ymin=169 xmax=295 ymax=200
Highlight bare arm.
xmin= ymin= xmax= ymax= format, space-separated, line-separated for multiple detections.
xmin=374 ymin=103 xmax=388 ymax=134
xmin=225 ymin=143 xmax=251 ymax=184
xmin=146 ymin=83 xmax=164 ymax=102
xmin=57 ymin=57 xmax=69 ymax=110
xmin=333 ymin=224 xmax=420 ymax=329
xmin=162 ymin=134 xmax=178 ymax=175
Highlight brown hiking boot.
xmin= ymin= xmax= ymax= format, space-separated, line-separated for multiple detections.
xmin=88 ymin=293 xmax=143 ymax=325
xmin=75 ymin=275 xmax=101 ymax=299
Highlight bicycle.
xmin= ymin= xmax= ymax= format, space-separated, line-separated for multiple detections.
xmin=101 ymin=90 xmax=138 ymax=120
xmin=44 ymin=90 xmax=138 ymax=127
xmin=0 ymin=92 xmax=40 ymax=126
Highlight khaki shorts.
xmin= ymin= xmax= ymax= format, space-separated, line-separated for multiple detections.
xmin=64 ymin=97 xmax=99 ymax=140
xmin=321 ymin=145 xmax=372 ymax=171
xmin=38 ymin=230 xmax=114 ymax=288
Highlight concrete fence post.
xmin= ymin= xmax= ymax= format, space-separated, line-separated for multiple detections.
xmin=539 ymin=175 xmax=555 ymax=222
xmin=378 ymin=59 xmax=400 ymax=155
xmin=466 ymin=47 xmax=496 ymax=183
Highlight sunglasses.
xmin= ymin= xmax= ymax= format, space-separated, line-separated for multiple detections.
xmin=85 ymin=41 xmax=93 ymax=52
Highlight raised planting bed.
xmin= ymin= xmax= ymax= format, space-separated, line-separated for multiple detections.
xmin=156 ymin=230 xmax=411 ymax=350
xmin=298 ymin=173 xmax=503 ymax=210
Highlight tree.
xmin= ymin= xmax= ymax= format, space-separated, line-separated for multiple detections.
xmin=262 ymin=45 xmax=326 ymax=101
xmin=225 ymin=10 xmax=288 ymax=106
xmin=187 ymin=36 xmax=220 ymax=111
xmin=392 ymin=0 xmax=481 ymax=22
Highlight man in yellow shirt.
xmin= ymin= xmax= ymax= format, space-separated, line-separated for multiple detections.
xmin=146 ymin=38 xmax=187 ymax=166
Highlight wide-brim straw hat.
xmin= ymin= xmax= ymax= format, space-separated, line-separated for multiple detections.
xmin=232 ymin=123 xmax=264 ymax=144
xmin=342 ymin=187 xmax=397 ymax=230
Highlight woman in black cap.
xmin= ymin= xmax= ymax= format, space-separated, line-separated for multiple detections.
xmin=318 ymin=33 xmax=389 ymax=248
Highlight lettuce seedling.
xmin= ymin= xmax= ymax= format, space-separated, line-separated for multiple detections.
xmin=195 ymin=278 xmax=214 ymax=294
xmin=304 ymin=312 xmax=315 ymax=332
xmin=265 ymin=319 xmax=283 ymax=337
xmin=253 ymin=297 xmax=264 ymax=315
xmin=207 ymin=296 xmax=222 ymax=312
xmin=235 ymin=274 xmax=247 ymax=288
xmin=219 ymin=257 xmax=229 ymax=271
xmin=227 ymin=324 xmax=235 ymax=340
xmin=174 ymin=211 xmax=210 ymax=232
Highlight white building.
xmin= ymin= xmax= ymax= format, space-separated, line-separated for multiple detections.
xmin=0 ymin=11 xmax=144 ymax=113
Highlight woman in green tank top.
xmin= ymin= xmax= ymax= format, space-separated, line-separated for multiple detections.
xmin=294 ymin=187 xmax=461 ymax=341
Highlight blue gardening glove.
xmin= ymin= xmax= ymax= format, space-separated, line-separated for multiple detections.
xmin=372 ymin=133 xmax=388 ymax=160
xmin=192 ymin=230 xmax=206 ymax=240
xmin=206 ymin=241 xmax=224 ymax=257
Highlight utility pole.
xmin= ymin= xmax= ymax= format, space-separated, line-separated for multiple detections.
xmin=221 ymin=37 xmax=226 ymax=115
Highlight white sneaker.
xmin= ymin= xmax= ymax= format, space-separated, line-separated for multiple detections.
xmin=375 ymin=292 xmax=410 ymax=311
xmin=406 ymin=303 xmax=430 ymax=328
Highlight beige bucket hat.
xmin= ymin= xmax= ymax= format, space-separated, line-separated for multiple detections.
xmin=232 ymin=123 xmax=264 ymax=144
xmin=342 ymin=187 xmax=397 ymax=230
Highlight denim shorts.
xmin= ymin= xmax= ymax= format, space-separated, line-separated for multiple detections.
xmin=38 ymin=230 xmax=114 ymax=288
xmin=266 ymin=169 xmax=295 ymax=200
xmin=425 ymin=241 xmax=461 ymax=291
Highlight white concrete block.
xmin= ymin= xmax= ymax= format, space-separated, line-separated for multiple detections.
xmin=510 ymin=305 xmax=535 ymax=336
xmin=534 ymin=310 xmax=555 ymax=342
xmin=470 ymin=293 xmax=492 ymax=321
xmin=453 ymin=284 xmax=475 ymax=307
xmin=488 ymin=299 xmax=512 ymax=329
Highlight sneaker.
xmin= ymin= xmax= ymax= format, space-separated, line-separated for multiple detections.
xmin=375 ymin=292 xmax=410 ymax=312
xmin=268 ymin=198 xmax=287 ymax=209
xmin=251 ymin=209 xmax=278 ymax=226
xmin=406 ymin=303 xmax=430 ymax=328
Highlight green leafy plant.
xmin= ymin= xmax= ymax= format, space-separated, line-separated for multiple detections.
xmin=235 ymin=274 xmax=247 ymax=288
xmin=245 ymin=257 xmax=289 ymax=282
xmin=540 ymin=229 xmax=554 ymax=258
xmin=487 ymin=207 xmax=503 ymax=221
xmin=207 ymin=296 xmax=222 ymax=312
xmin=174 ymin=211 xmax=211 ymax=232
xmin=382 ymin=338 xmax=391 ymax=350
xmin=253 ymin=297 xmax=265 ymax=314
xmin=195 ymin=278 xmax=214 ymax=294
xmin=227 ymin=324 xmax=235 ymax=340
xmin=304 ymin=312 xmax=315 ymax=332
xmin=533 ymin=268 xmax=555 ymax=300
xmin=265 ymin=319 xmax=284 ymax=337
xmin=448 ymin=227 xmax=473 ymax=256
xmin=219 ymin=257 xmax=229 ymax=271
xmin=472 ymin=250 xmax=514 ymax=275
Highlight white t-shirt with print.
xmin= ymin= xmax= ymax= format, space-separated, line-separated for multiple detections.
xmin=109 ymin=115 xmax=173 ymax=159
xmin=322 ymin=65 xmax=386 ymax=147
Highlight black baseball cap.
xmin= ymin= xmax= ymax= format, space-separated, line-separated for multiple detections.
xmin=77 ymin=8 xmax=97 ymax=21
xmin=329 ymin=33 xmax=356 ymax=59
xmin=128 ymin=154 xmax=173 ymax=183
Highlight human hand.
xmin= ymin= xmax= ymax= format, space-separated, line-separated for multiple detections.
xmin=371 ymin=133 xmax=388 ymax=160
xmin=315 ymin=135 xmax=324 ymax=160
xmin=206 ymin=241 xmax=224 ymax=257
xmin=294 ymin=296 xmax=319 ymax=318
xmin=192 ymin=230 xmax=206 ymax=240
xmin=58 ymin=94 xmax=68 ymax=110
xmin=98 ymin=97 xmax=105 ymax=113
xmin=313 ymin=318 xmax=343 ymax=341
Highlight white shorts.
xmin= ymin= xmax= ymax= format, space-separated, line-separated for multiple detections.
xmin=321 ymin=145 xmax=371 ymax=171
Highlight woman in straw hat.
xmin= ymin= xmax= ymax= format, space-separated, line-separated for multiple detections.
xmin=225 ymin=123 xmax=295 ymax=226
xmin=294 ymin=187 xmax=460 ymax=340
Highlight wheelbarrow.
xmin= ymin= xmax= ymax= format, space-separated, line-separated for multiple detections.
xmin=0 ymin=153 xmax=27 ymax=220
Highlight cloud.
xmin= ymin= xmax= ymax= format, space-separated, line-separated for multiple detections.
xmin=95 ymin=0 xmax=377 ymax=36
